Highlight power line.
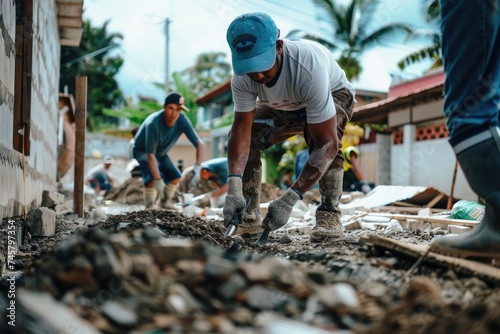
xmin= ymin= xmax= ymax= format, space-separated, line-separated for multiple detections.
xmin=61 ymin=44 xmax=119 ymax=67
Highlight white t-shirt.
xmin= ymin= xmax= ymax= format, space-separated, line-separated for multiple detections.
xmin=231 ymin=39 xmax=355 ymax=124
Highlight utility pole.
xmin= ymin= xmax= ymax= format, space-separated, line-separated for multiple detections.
xmin=164 ymin=18 xmax=172 ymax=94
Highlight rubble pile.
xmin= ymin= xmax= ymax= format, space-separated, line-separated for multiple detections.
xmin=2 ymin=205 xmax=500 ymax=333
xmin=2 ymin=227 xmax=372 ymax=333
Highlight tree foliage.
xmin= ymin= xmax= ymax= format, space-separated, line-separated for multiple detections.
xmin=60 ymin=20 xmax=125 ymax=131
xmin=179 ymin=52 xmax=232 ymax=95
xmin=289 ymin=0 xmax=413 ymax=80
xmin=398 ymin=0 xmax=442 ymax=70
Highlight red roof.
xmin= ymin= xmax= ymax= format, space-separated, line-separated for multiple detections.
xmin=388 ymin=69 xmax=445 ymax=98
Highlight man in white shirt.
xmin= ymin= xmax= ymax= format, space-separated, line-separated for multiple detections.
xmin=223 ymin=12 xmax=356 ymax=243
xmin=85 ymin=155 xmax=115 ymax=195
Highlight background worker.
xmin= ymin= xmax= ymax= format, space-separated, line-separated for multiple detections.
xmin=179 ymin=157 xmax=229 ymax=208
xmin=132 ymin=92 xmax=205 ymax=210
xmin=342 ymin=146 xmax=373 ymax=193
xmin=430 ymin=0 xmax=500 ymax=263
xmin=223 ymin=12 xmax=355 ymax=241
xmin=85 ymin=155 xmax=115 ymax=195
xmin=280 ymin=168 xmax=293 ymax=190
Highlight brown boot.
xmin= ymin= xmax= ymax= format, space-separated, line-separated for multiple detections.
xmin=144 ymin=188 xmax=157 ymax=210
xmin=310 ymin=211 xmax=344 ymax=242
xmin=158 ymin=183 xmax=179 ymax=210
xmin=310 ymin=168 xmax=344 ymax=243
xmin=234 ymin=152 xmax=263 ymax=236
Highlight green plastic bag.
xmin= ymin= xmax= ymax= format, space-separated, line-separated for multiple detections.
xmin=450 ymin=200 xmax=485 ymax=221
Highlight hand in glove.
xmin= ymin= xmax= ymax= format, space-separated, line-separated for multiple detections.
xmin=223 ymin=176 xmax=246 ymax=227
xmin=154 ymin=179 xmax=165 ymax=199
xmin=261 ymin=188 xmax=301 ymax=231
xmin=189 ymin=163 xmax=201 ymax=187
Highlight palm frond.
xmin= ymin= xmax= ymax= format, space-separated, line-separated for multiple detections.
xmin=361 ymin=23 xmax=413 ymax=48
xmin=397 ymin=44 xmax=441 ymax=69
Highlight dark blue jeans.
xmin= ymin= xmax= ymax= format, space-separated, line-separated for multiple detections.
xmin=441 ymin=0 xmax=500 ymax=139
xmin=133 ymin=149 xmax=181 ymax=185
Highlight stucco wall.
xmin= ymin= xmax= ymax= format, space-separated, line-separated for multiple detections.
xmin=391 ymin=138 xmax=475 ymax=202
xmin=0 ymin=0 xmax=61 ymax=221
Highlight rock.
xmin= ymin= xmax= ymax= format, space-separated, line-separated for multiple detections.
xmin=27 ymin=207 xmax=56 ymax=236
xmin=41 ymin=190 xmax=65 ymax=208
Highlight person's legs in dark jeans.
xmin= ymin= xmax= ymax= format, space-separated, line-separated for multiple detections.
xmin=431 ymin=0 xmax=500 ymax=265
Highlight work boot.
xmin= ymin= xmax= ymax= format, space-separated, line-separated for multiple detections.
xmin=158 ymin=183 xmax=178 ymax=210
xmin=235 ymin=156 xmax=263 ymax=236
xmin=310 ymin=168 xmax=344 ymax=243
xmin=144 ymin=187 xmax=157 ymax=210
xmin=431 ymin=126 xmax=500 ymax=267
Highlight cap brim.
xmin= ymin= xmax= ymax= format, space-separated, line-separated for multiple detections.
xmin=232 ymin=45 xmax=276 ymax=75
xmin=181 ymin=105 xmax=190 ymax=112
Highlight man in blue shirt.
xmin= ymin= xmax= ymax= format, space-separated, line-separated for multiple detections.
xmin=179 ymin=157 xmax=229 ymax=208
xmin=133 ymin=92 xmax=205 ymax=209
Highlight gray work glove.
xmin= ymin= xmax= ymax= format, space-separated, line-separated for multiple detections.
xmin=189 ymin=164 xmax=201 ymax=187
xmin=223 ymin=176 xmax=246 ymax=227
xmin=154 ymin=179 xmax=165 ymax=199
xmin=261 ymin=188 xmax=301 ymax=231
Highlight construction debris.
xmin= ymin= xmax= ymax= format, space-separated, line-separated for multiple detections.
xmin=1 ymin=185 xmax=499 ymax=333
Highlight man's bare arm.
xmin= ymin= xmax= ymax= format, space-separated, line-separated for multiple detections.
xmin=293 ymin=116 xmax=340 ymax=193
xmin=227 ymin=110 xmax=255 ymax=176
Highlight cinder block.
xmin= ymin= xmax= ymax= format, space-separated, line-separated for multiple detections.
xmin=27 ymin=207 xmax=56 ymax=236
xmin=448 ymin=225 xmax=471 ymax=235
xmin=41 ymin=190 xmax=65 ymax=207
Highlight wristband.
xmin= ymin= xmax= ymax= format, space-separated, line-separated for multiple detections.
xmin=291 ymin=187 xmax=303 ymax=200
xmin=228 ymin=174 xmax=242 ymax=178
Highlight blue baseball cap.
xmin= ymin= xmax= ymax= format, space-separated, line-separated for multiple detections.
xmin=226 ymin=13 xmax=279 ymax=75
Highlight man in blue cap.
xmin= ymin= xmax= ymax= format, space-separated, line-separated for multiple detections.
xmin=223 ymin=13 xmax=356 ymax=242
xmin=133 ymin=92 xmax=205 ymax=210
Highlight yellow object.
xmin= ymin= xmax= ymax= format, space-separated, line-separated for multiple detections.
xmin=91 ymin=149 xmax=102 ymax=159
xmin=341 ymin=123 xmax=364 ymax=171
xmin=343 ymin=146 xmax=360 ymax=171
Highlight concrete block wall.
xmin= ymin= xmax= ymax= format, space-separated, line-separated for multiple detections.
xmin=0 ymin=0 xmax=61 ymax=221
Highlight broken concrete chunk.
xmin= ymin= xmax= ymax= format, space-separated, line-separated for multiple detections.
xmin=448 ymin=225 xmax=472 ymax=234
xmin=41 ymin=190 xmax=65 ymax=208
xmin=27 ymin=207 xmax=56 ymax=236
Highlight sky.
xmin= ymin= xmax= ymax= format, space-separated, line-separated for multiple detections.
xmin=82 ymin=0 xmax=434 ymax=102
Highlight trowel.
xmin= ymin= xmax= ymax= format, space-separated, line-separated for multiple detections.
xmin=224 ymin=199 xmax=248 ymax=238
xmin=255 ymin=216 xmax=271 ymax=245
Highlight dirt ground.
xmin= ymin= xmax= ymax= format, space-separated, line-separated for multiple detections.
xmin=2 ymin=182 xmax=500 ymax=333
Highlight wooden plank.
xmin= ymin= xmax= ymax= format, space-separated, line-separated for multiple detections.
xmin=360 ymin=235 xmax=500 ymax=283
xmin=365 ymin=212 xmax=479 ymax=227
xmin=391 ymin=201 xmax=421 ymax=207
xmin=372 ymin=206 xmax=448 ymax=214
xmin=425 ymin=193 xmax=445 ymax=208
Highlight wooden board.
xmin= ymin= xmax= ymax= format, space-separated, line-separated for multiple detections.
xmin=360 ymin=235 xmax=500 ymax=283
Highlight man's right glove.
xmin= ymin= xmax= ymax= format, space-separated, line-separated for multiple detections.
xmin=223 ymin=176 xmax=246 ymax=227
xmin=154 ymin=179 xmax=165 ymax=199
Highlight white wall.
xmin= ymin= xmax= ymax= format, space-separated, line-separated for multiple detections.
xmin=390 ymin=138 xmax=475 ymax=202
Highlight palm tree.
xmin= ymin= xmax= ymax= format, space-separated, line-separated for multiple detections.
xmin=60 ymin=20 xmax=125 ymax=130
xmin=181 ymin=52 xmax=231 ymax=95
xmin=398 ymin=0 xmax=442 ymax=70
xmin=289 ymin=0 xmax=413 ymax=80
